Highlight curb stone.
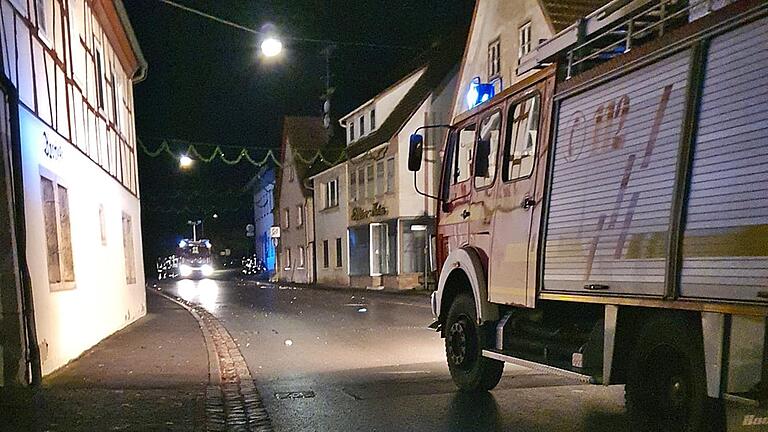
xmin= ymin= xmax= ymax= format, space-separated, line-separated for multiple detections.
xmin=150 ymin=289 xmax=274 ymax=432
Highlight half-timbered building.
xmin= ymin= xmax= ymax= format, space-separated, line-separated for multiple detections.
xmin=0 ymin=0 xmax=146 ymax=384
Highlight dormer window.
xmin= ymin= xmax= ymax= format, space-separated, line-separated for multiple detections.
xmin=350 ymin=123 xmax=355 ymax=142
xmin=360 ymin=116 xmax=365 ymax=136
xmin=371 ymin=109 xmax=376 ymax=130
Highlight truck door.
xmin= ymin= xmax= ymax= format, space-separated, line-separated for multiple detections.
xmin=487 ymin=93 xmax=542 ymax=306
xmin=438 ymin=121 xmax=475 ymax=255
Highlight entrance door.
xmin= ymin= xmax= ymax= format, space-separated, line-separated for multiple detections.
xmin=488 ymin=93 xmax=542 ymax=306
xmin=370 ymin=223 xmax=389 ymax=275
xmin=437 ymin=121 xmax=476 ymax=255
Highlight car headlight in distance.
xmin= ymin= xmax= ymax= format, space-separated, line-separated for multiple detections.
xmin=201 ymin=264 xmax=214 ymax=277
xmin=179 ymin=264 xmax=193 ymax=277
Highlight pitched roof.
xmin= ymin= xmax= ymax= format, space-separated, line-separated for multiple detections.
xmin=276 ymin=117 xmax=329 ymax=199
xmin=346 ymin=42 xmax=462 ymax=159
xmin=539 ymin=0 xmax=614 ymax=32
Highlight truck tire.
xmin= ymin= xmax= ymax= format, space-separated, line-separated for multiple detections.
xmin=625 ymin=315 xmax=711 ymax=432
xmin=445 ymin=293 xmax=503 ymax=392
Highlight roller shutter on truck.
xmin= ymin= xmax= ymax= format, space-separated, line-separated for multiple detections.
xmin=680 ymin=16 xmax=768 ymax=302
xmin=544 ymin=16 xmax=768 ymax=299
xmin=544 ymin=49 xmax=691 ymax=296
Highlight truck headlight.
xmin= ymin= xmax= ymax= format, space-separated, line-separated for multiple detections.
xmin=201 ymin=264 xmax=214 ymax=277
xmin=179 ymin=264 xmax=192 ymax=277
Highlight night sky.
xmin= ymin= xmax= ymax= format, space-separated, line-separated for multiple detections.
xmin=123 ymin=1 xmax=474 ymax=269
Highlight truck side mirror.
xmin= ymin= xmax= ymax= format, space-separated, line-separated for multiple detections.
xmin=408 ymin=134 xmax=424 ymax=172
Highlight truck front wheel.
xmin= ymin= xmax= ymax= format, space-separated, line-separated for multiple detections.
xmin=625 ymin=315 xmax=712 ymax=432
xmin=445 ymin=293 xmax=503 ymax=392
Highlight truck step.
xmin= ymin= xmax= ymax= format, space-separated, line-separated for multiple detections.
xmin=482 ymin=349 xmax=598 ymax=384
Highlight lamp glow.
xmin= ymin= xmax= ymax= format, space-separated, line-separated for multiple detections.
xmin=179 ymin=264 xmax=193 ymax=277
xmin=201 ymin=264 xmax=214 ymax=277
xmin=180 ymin=155 xmax=193 ymax=168
xmin=261 ymin=37 xmax=283 ymax=57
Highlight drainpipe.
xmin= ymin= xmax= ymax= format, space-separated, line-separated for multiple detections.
xmin=7 ymin=84 xmax=42 ymax=386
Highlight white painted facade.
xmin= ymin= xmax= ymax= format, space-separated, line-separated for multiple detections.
xmin=341 ymin=69 xmax=424 ymax=145
xmin=342 ymin=65 xmax=458 ymax=289
xmin=310 ymin=162 xmax=349 ymax=286
xmin=1 ymin=0 xmax=146 ymax=377
xmin=452 ymin=0 xmax=554 ymax=118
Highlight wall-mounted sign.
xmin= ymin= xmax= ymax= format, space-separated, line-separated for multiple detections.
xmin=351 ymin=202 xmax=388 ymax=221
xmin=42 ymin=132 xmax=63 ymax=160
xmin=269 ymin=226 xmax=281 ymax=238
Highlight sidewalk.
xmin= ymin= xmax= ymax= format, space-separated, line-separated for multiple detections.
xmin=1 ymin=292 xmax=210 ymax=431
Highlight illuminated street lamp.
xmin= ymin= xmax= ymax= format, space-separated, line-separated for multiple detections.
xmin=261 ymin=37 xmax=283 ymax=57
xmin=180 ymin=155 xmax=193 ymax=169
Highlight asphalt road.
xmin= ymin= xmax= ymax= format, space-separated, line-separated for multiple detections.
xmin=160 ymin=272 xmax=629 ymax=432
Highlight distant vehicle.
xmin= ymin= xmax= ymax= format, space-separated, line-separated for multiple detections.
xmin=177 ymin=239 xmax=214 ymax=278
xmin=241 ymin=255 xmax=266 ymax=276
xmin=156 ymin=255 xmax=178 ymax=280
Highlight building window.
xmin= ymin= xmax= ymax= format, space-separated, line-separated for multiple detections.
xmin=35 ymin=0 xmax=51 ymax=41
xmin=98 ymin=204 xmax=107 ymax=246
xmin=350 ymin=123 xmax=355 ymax=141
xmin=298 ymin=246 xmax=305 ymax=268
xmin=111 ymin=70 xmax=120 ymax=127
xmin=40 ymin=176 xmax=75 ymax=290
xmin=297 ymin=205 xmax=304 ymax=226
xmin=402 ymin=221 xmax=428 ymax=274
xmin=376 ymin=160 xmax=385 ymax=195
xmin=366 ymin=164 xmax=374 ymax=198
xmin=284 ymin=247 xmax=292 ymax=269
xmin=488 ymin=38 xmax=501 ymax=78
xmin=519 ymin=22 xmax=532 ymax=61
xmin=325 ymin=178 xmax=339 ymax=208
xmin=357 ymin=167 xmax=365 ymax=199
xmin=386 ymin=157 xmax=395 ymax=193
xmin=283 ymin=208 xmax=290 ymax=229
xmin=323 ymin=240 xmax=329 ymax=268
xmin=95 ymin=44 xmax=106 ymax=110
xmin=360 ymin=116 xmax=365 ymax=136
xmin=335 ymin=237 xmax=343 ymax=268
xmin=349 ymin=170 xmax=357 ymax=202
xmin=371 ymin=109 xmax=376 ymax=130
xmin=288 ymin=165 xmax=295 ymax=182
xmin=122 ymin=212 xmax=136 ymax=284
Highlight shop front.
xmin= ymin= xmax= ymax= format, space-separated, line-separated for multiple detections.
xmin=347 ymin=204 xmax=432 ymax=289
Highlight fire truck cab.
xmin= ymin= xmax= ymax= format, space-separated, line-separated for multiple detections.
xmin=409 ymin=0 xmax=768 ymax=430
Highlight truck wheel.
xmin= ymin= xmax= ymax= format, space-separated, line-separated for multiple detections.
xmin=445 ymin=293 xmax=503 ymax=392
xmin=625 ymin=315 xmax=710 ymax=432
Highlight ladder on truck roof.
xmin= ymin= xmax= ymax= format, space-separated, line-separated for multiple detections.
xmin=518 ymin=0 xmax=709 ymax=78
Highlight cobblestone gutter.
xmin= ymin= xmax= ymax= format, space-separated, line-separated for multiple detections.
xmin=154 ymin=290 xmax=274 ymax=432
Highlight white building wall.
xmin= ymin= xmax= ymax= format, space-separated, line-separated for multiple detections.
xmin=2 ymin=0 xmax=146 ymax=375
xmin=452 ymin=0 xmax=553 ymax=118
xmin=312 ymin=163 xmax=349 ymax=286
xmin=397 ymin=71 xmax=458 ymax=217
xmin=343 ymin=69 xmax=425 ymax=144
xmin=20 ymin=107 xmax=145 ymax=375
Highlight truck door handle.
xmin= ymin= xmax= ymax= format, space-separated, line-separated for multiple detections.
xmin=521 ymin=196 xmax=536 ymax=210
xmin=461 ymin=209 xmax=470 ymax=219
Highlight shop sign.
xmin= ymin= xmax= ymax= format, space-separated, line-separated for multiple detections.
xmin=351 ymin=202 xmax=388 ymax=221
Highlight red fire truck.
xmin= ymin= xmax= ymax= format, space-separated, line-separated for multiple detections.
xmin=408 ymin=0 xmax=768 ymax=430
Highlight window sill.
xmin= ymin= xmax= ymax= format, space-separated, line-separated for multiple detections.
xmin=50 ymin=281 xmax=77 ymax=292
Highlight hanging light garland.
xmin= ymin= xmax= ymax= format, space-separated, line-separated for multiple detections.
xmin=138 ymin=138 xmax=347 ymax=168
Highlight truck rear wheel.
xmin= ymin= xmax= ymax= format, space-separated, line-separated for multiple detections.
xmin=625 ymin=315 xmax=710 ymax=432
xmin=445 ymin=293 xmax=503 ymax=392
